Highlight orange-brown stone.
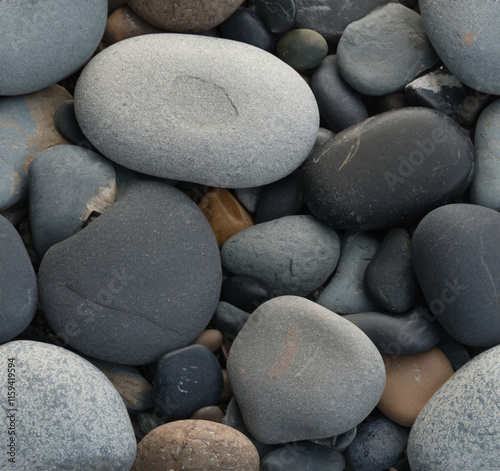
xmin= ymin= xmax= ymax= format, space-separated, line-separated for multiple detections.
xmin=219 ymin=369 xmax=233 ymax=402
xmin=189 ymin=406 xmax=224 ymax=423
xmin=192 ymin=329 xmax=224 ymax=353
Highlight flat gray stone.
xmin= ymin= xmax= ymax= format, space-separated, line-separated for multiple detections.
xmin=0 ymin=341 xmax=136 ymax=470
xmin=74 ymin=33 xmax=319 ymax=188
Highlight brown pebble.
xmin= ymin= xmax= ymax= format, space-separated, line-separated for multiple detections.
xmin=192 ymin=329 xmax=224 ymax=353
xmin=189 ymin=406 xmax=224 ymax=423
xmin=131 ymin=419 xmax=260 ymax=470
xmin=219 ymin=369 xmax=233 ymax=402
xmin=377 ymin=347 xmax=454 ymax=427
xmin=199 ymin=188 xmax=253 ymax=248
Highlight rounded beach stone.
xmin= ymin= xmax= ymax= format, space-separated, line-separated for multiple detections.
xmin=412 ymin=204 xmax=500 ymax=347
xmin=277 ymin=29 xmax=328 ymax=70
xmin=220 ymin=276 xmax=270 ymax=313
xmin=0 ymin=84 xmax=70 ymax=210
xmin=0 ymin=0 xmax=107 ymax=95
xmin=54 ymin=100 xmax=88 ymax=145
xmin=408 ymin=345 xmax=500 ymax=470
xmin=127 ymin=0 xmax=244 ymax=33
xmin=235 ymin=186 xmax=264 ymax=213
xmin=131 ymin=420 xmax=259 ymax=470
xmin=190 ymin=406 xmax=225 ymax=423
xmin=419 ymin=0 xmax=500 ymax=94
xmin=38 ymin=181 xmax=222 ymax=365
xmin=0 ymin=215 xmax=37 ymax=343
xmin=0 ymin=341 xmax=136 ymax=470
xmin=438 ymin=332 xmax=470 ymax=372
xmin=377 ymin=347 xmax=453 ymax=427
xmin=337 ymin=3 xmax=439 ymax=96
xmin=253 ymin=0 xmax=297 ymax=34
xmin=212 ymin=301 xmax=250 ymax=340
xmin=193 ymin=329 xmax=224 ymax=352
xmin=303 ymin=107 xmax=474 ymax=231
xmin=75 ymin=34 xmax=319 ymax=188
xmin=29 ymin=145 xmax=116 ymax=258
xmin=227 ymin=296 xmax=386 ymax=444
xmin=221 ymin=215 xmax=341 ymax=296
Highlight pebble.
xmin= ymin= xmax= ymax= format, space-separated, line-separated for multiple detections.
xmin=438 ymin=331 xmax=471 ymax=372
xmin=317 ymin=232 xmax=381 ymax=314
xmin=303 ymin=107 xmax=474 ymax=231
xmin=0 ymin=84 xmax=70 ymax=210
xmin=131 ymin=420 xmax=260 ymax=471
xmin=309 ymin=427 xmax=357 ymax=452
xmin=0 ymin=215 xmax=37 ymax=343
xmin=0 ymin=341 xmax=136 ymax=470
xmin=227 ymin=296 xmax=386 ymax=444
xmin=134 ymin=412 xmax=165 ymax=441
xmin=337 ymin=3 xmax=439 ymax=96
xmin=220 ymin=369 xmax=233 ymax=401
xmin=311 ymin=55 xmax=369 ymax=133
xmin=29 ymin=145 xmax=116 ymax=258
xmin=154 ymin=344 xmax=223 ymax=421
xmin=211 ymin=301 xmax=250 ymax=340
xmin=419 ymin=0 xmax=500 ymax=94
xmin=235 ymin=186 xmax=264 ymax=213
xmin=344 ymin=305 xmax=442 ymax=355
xmin=408 ymin=344 xmax=500 ymax=470
xmin=253 ymin=0 xmax=297 ymax=34
xmin=198 ymin=188 xmax=254 ymax=248
xmin=193 ymin=328 xmax=224 ymax=352
xmin=75 ymin=34 xmax=319 ymax=188
xmin=377 ymin=347 xmax=454 ymax=427
xmin=470 ymin=99 xmax=500 ymax=209
xmin=412 ymin=203 xmax=500 ymax=347
xmin=220 ymin=275 xmax=271 ymax=312
xmin=364 ymin=228 xmax=420 ymax=313
xmin=277 ymin=29 xmax=328 ymax=70
xmin=0 ymin=1 xmax=107 ymax=95
xmin=190 ymin=405 xmax=225 ymax=423
xmin=221 ymin=215 xmax=341 ymax=296
xmin=38 ymin=181 xmax=222 ymax=365
xmin=54 ymin=99 xmax=88 ymax=145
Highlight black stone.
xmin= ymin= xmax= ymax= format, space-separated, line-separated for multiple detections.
xmin=253 ymin=0 xmax=297 ymax=34
xmin=54 ymin=99 xmax=88 ymax=145
xmin=457 ymin=89 xmax=493 ymax=128
xmin=212 ymin=302 xmax=250 ymax=341
xmin=221 ymin=276 xmax=270 ymax=312
xmin=364 ymin=92 xmax=408 ymax=116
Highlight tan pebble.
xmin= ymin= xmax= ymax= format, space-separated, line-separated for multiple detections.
xmin=199 ymin=188 xmax=253 ymax=248
xmin=377 ymin=347 xmax=454 ymax=427
xmin=192 ymin=329 xmax=223 ymax=352
xmin=189 ymin=406 xmax=224 ymax=423
xmin=131 ymin=419 xmax=260 ymax=470
xmin=219 ymin=369 xmax=233 ymax=402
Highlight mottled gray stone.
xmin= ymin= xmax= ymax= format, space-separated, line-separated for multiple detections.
xmin=0 ymin=0 xmax=107 ymax=95
xmin=0 ymin=341 xmax=136 ymax=470
xmin=337 ymin=3 xmax=439 ymax=96
xmin=317 ymin=232 xmax=381 ymax=314
xmin=408 ymin=344 xmax=500 ymax=470
xmin=221 ymin=215 xmax=341 ymax=296
xmin=75 ymin=34 xmax=319 ymax=188
xmin=227 ymin=296 xmax=386 ymax=444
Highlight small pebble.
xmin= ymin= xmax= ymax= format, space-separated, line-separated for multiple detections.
xmin=253 ymin=0 xmax=297 ymax=34
xmin=193 ymin=328 xmax=224 ymax=352
xmin=277 ymin=29 xmax=328 ymax=70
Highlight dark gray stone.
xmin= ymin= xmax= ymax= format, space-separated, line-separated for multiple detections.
xmin=0 ymin=199 xmax=28 ymax=228
xmin=277 ymin=29 xmax=328 ymax=70
xmin=75 ymin=34 xmax=319 ymax=188
xmin=408 ymin=344 xmax=500 ymax=470
xmin=0 ymin=0 xmax=107 ymax=95
xmin=0 ymin=341 xmax=136 ymax=470
xmin=303 ymin=108 xmax=474 ymax=231
xmin=221 ymin=215 xmax=341 ymax=296
xmin=227 ymin=296 xmax=386 ymax=444
xmin=311 ymin=55 xmax=368 ymax=133
xmin=54 ymin=100 xmax=89 ymax=145
xmin=221 ymin=276 xmax=270 ymax=312
xmin=134 ymin=411 xmax=166 ymax=442
xmin=38 ymin=181 xmax=222 ymax=365
xmin=212 ymin=302 xmax=251 ymax=340
xmin=412 ymin=204 xmax=500 ymax=347
xmin=337 ymin=3 xmax=439 ymax=96
xmin=364 ymin=92 xmax=408 ymax=116
xmin=0 ymin=215 xmax=37 ymax=343
xmin=438 ymin=331 xmax=471 ymax=372
xmin=253 ymin=0 xmax=297 ymax=33
xmin=308 ymin=427 xmax=357 ymax=452
xmin=343 ymin=305 xmax=442 ymax=355
xmin=235 ymin=186 xmax=264 ymax=213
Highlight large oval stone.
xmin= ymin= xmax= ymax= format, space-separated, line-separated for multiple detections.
xmin=38 ymin=181 xmax=222 ymax=365
xmin=74 ymin=34 xmax=319 ymax=188
xmin=303 ymin=108 xmax=474 ymax=231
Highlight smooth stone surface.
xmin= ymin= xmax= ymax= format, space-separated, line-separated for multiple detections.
xmin=190 ymin=405 xmax=225 ymax=423
xmin=438 ymin=331 xmax=471 ymax=372
xmin=127 ymin=0 xmax=244 ymax=32
xmin=227 ymin=296 xmax=386 ymax=444
xmin=277 ymin=29 xmax=328 ymax=70
xmin=419 ymin=0 xmax=500 ymax=94
xmin=0 ymin=215 xmax=37 ymax=343
xmin=309 ymin=427 xmax=357 ymax=452
xmin=221 ymin=275 xmax=270 ymax=313
xmin=0 ymin=0 xmax=107 ymax=95
xmin=337 ymin=4 xmax=439 ymax=96
xmin=458 ymin=90 xmax=493 ymax=129
xmin=364 ymin=228 xmax=420 ymax=313
xmin=0 ymin=341 xmax=136 ymax=470
xmin=378 ymin=347 xmax=453 ymax=427
xmin=344 ymin=305 xmax=442 ymax=355
xmin=470 ymin=99 xmax=500 ymax=209
xmin=134 ymin=412 xmax=165 ymax=442
xmin=345 ymin=415 xmax=410 ymax=471
xmin=221 ymin=215 xmax=341 ymax=296
xmin=408 ymin=345 xmax=500 ymax=470
xmin=235 ymin=186 xmax=264 ymax=213
xmin=54 ymin=100 xmax=88 ymax=145
xmin=211 ymin=301 xmax=250 ymax=340
xmin=220 ymin=8 xmax=277 ymax=54
xmin=192 ymin=328 xmax=224 ymax=352
xmin=413 ymin=204 xmax=500 ymax=347
xmin=75 ymin=34 xmax=319 ymax=188
xmin=154 ymin=344 xmax=223 ymax=421
xmin=29 ymin=145 xmax=116 ymax=258
xmin=0 ymin=85 xmax=70 ymax=210
xmin=311 ymin=55 xmax=369 ymax=133
xmin=253 ymin=0 xmax=297 ymax=33
xmin=38 ymin=181 xmax=222 ymax=365
xmin=303 ymin=108 xmax=474 ymax=231
xmin=199 ymin=188 xmax=254 ymax=248
xmin=317 ymin=232 xmax=381 ymax=314
xmin=131 ymin=420 xmax=260 ymax=470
